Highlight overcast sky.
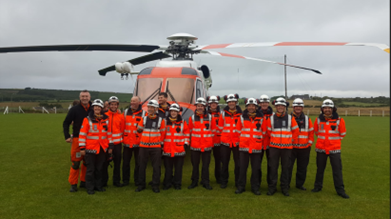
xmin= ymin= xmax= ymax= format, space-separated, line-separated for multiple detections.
xmin=0 ymin=0 xmax=389 ymax=99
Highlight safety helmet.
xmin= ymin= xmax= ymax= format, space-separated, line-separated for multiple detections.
xmin=322 ymin=99 xmax=334 ymax=108
xmin=108 ymin=96 xmax=119 ymax=103
xmin=224 ymin=93 xmax=239 ymax=103
xmin=195 ymin=97 xmax=207 ymax=106
xmin=147 ymin=99 xmax=159 ymax=108
xmin=245 ymin=98 xmax=258 ymax=106
xmin=207 ymin=95 xmax=220 ymax=104
xmin=274 ymin=97 xmax=287 ymax=106
xmin=169 ymin=103 xmax=181 ymax=112
xmin=259 ymin=94 xmax=270 ymax=103
xmin=292 ymin=98 xmax=304 ymax=107
xmin=91 ymin=99 xmax=104 ymax=108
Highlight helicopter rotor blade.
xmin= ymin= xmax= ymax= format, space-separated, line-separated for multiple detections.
xmin=98 ymin=51 xmax=171 ymax=76
xmin=201 ymin=50 xmax=322 ymax=74
xmin=197 ymin=42 xmax=390 ymax=53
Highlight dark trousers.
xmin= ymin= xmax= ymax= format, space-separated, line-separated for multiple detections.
xmin=191 ymin=150 xmax=211 ymax=185
xmin=221 ymin=146 xmax=240 ymax=186
xmin=138 ymin=147 xmax=161 ymax=188
xmin=314 ymin=152 xmax=345 ymax=193
xmin=163 ymin=156 xmax=184 ymax=187
xmin=84 ymin=147 xmax=106 ymax=192
xmin=212 ymin=145 xmax=223 ymax=183
xmin=268 ymin=147 xmax=292 ymax=192
xmin=238 ymin=151 xmax=261 ymax=191
xmin=260 ymin=148 xmax=271 ymax=185
xmin=288 ymin=147 xmax=311 ymax=188
xmin=102 ymin=143 xmax=122 ymax=185
xmin=123 ymin=147 xmax=140 ymax=185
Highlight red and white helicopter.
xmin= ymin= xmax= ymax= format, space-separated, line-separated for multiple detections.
xmin=0 ymin=33 xmax=389 ymax=119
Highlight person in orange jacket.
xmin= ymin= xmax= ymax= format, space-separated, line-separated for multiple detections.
xmin=122 ymin=96 xmax=146 ymax=187
xmin=162 ymin=103 xmax=190 ymax=190
xmin=135 ymin=100 xmax=166 ymax=193
xmin=158 ymin=92 xmax=171 ymax=118
xmin=207 ymin=95 xmax=223 ymax=184
xmin=79 ymin=99 xmax=113 ymax=195
xmin=102 ymin=96 xmax=125 ymax=187
xmin=266 ymin=97 xmax=299 ymax=196
xmin=188 ymin=97 xmax=216 ymax=190
xmin=311 ymin=99 xmax=349 ymax=199
xmin=236 ymin=98 xmax=267 ymax=195
xmin=218 ymin=93 xmax=242 ymax=189
xmin=288 ymin=98 xmax=314 ymax=191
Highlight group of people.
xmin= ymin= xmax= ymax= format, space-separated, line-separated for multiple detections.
xmin=63 ymin=90 xmax=349 ymax=198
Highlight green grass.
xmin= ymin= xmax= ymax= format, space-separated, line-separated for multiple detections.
xmin=0 ymin=114 xmax=389 ymax=218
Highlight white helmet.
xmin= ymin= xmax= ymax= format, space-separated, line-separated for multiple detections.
xmin=195 ymin=97 xmax=207 ymax=106
xmin=322 ymin=99 xmax=334 ymax=108
xmin=225 ymin=93 xmax=238 ymax=103
xmin=108 ymin=96 xmax=119 ymax=103
xmin=259 ymin=94 xmax=270 ymax=103
xmin=91 ymin=99 xmax=104 ymax=108
xmin=169 ymin=103 xmax=181 ymax=112
xmin=147 ymin=99 xmax=159 ymax=108
xmin=292 ymin=98 xmax=304 ymax=107
xmin=246 ymin=98 xmax=258 ymax=106
xmin=208 ymin=95 xmax=220 ymax=104
xmin=274 ymin=97 xmax=287 ymax=106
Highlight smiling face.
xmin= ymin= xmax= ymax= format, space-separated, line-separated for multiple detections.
xmin=276 ymin=105 xmax=286 ymax=113
xmin=209 ymin=102 xmax=218 ymax=110
xmin=196 ymin=104 xmax=205 ymax=113
xmin=246 ymin=104 xmax=256 ymax=113
xmin=323 ymin=107 xmax=333 ymax=116
xmin=147 ymin=106 xmax=156 ymax=115
xmin=109 ymin=102 xmax=118 ymax=112
xmin=293 ymin=106 xmax=303 ymax=115
xmin=93 ymin=105 xmax=102 ymax=115
xmin=170 ymin=110 xmax=178 ymax=118
xmin=228 ymin=101 xmax=236 ymax=110
xmin=260 ymin=102 xmax=269 ymax=110
xmin=158 ymin=95 xmax=167 ymax=105
xmin=130 ymin=96 xmax=140 ymax=110
xmin=79 ymin=91 xmax=90 ymax=106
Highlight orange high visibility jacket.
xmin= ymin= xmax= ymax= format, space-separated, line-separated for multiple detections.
xmin=314 ymin=113 xmax=346 ymax=154
xmin=123 ymin=105 xmax=147 ymax=148
xmin=266 ymin=113 xmax=299 ymax=149
xmin=237 ymin=110 xmax=267 ymax=153
xmin=79 ymin=112 xmax=113 ymax=154
xmin=188 ymin=110 xmax=216 ymax=152
xmin=260 ymin=106 xmax=274 ymax=149
xmin=137 ymin=114 xmax=166 ymax=148
xmin=105 ymin=109 xmax=125 ymax=145
xmin=218 ymin=106 xmax=242 ymax=147
xmin=291 ymin=112 xmax=314 ymax=149
xmin=163 ymin=115 xmax=190 ymax=157
xmin=208 ymin=106 xmax=222 ymax=146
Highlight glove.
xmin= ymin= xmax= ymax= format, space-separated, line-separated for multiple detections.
xmin=109 ymin=143 xmax=114 ymax=150
xmin=137 ymin=128 xmax=143 ymax=133
xmin=184 ymin=144 xmax=189 ymax=150
xmin=161 ymin=144 xmax=164 ymax=149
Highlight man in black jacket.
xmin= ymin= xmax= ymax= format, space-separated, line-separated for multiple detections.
xmin=63 ymin=90 xmax=92 ymax=192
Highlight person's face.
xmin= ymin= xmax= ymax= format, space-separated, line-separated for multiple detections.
xmin=130 ymin=97 xmax=139 ymax=109
xmin=293 ymin=106 xmax=303 ymax=115
xmin=260 ymin=102 xmax=269 ymax=110
xmin=147 ymin=106 xmax=156 ymax=115
xmin=93 ymin=105 xmax=102 ymax=114
xmin=158 ymin=95 xmax=167 ymax=104
xmin=228 ymin=101 xmax=236 ymax=110
xmin=104 ymin=101 xmax=109 ymax=110
xmin=170 ymin=110 xmax=178 ymax=118
xmin=196 ymin=104 xmax=205 ymax=113
xmin=247 ymin=104 xmax=256 ymax=113
xmin=323 ymin=107 xmax=332 ymax=115
xmin=79 ymin=92 xmax=90 ymax=106
xmin=109 ymin=102 xmax=118 ymax=112
xmin=276 ymin=105 xmax=285 ymax=113
xmin=209 ymin=102 xmax=218 ymax=110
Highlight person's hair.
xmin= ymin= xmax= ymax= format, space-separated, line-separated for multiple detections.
xmin=159 ymin=92 xmax=168 ymax=98
xmin=80 ymin=89 xmax=89 ymax=93
xmin=72 ymin=99 xmax=80 ymax=106
xmin=132 ymin=96 xmax=141 ymax=102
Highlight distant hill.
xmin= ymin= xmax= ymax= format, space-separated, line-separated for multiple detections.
xmin=0 ymin=88 xmax=133 ymax=102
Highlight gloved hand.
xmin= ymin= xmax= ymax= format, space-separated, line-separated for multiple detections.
xmin=161 ymin=144 xmax=164 ymax=149
xmin=184 ymin=144 xmax=189 ymax=151
xmin=137 ymin=128 xmax=143 ymax=133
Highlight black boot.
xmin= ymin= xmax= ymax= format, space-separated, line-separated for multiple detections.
xmin=338 ymin=192 xmax=350 ymax=199
xmin=69 ymin=184 xmax=78 ymax=192
xmin=79 ymin=181 xmax=86 ymax=188
xmin=188 ymin=181 xmax=198 ymax=189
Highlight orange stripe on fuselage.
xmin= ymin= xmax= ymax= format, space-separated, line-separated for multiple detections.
xmin=275 ymin=42 xmax=348 ymax=46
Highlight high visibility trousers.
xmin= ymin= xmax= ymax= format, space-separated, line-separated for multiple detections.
xmin=123 ymin=147 xmax=140 ymax=186
xmin=238 ymin=151 xmax=261 ymax=191
xmin=190 ymin=150 xmax=211 ymax=185
xmin=138 ymin=147 xmax=162 ymax=188
xmin=221 ymin=145 xmax=239 ymax=186
xmin=212 ymin=145 xmax=223 ymax=183
xmin=288 ymin=147 xmax=311 ymax=188
xmin=259 ymin=148 xmax=271 ymax=186
xmin=102 ymin=143 xmax=122 ymax=185
xmin=268 ymin=147 xmax=292 ymax=192
xmin=84 ymin=147 xmax=106 ymax=192
xmin=68 ymin=137 xmax=86 ymax=185
xmin=163 ymin=156 xmax=184 ymax=187
xmin=314 ymin=152 xmax=345 ymax=193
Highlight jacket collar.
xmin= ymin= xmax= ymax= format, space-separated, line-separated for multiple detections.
xmin=319 ymin=112 xmax=339 ymax=121
xmin=242 ymin=109 xmax=263 ymax=119
xmin=223 ymin=105 xmax=242 ymax=116
xmin=207 ymin=105 xmax=221 ymax=114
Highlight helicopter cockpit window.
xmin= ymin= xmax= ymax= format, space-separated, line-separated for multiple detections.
xmin=196 ymin=79 xmax=204 ymax=99
xmin=165 ymin=78 xmax=195 ymax=104
xmin=135 ymin=78 xmax=163 ymax=102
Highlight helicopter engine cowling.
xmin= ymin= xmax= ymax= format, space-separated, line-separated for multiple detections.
xmin=199 ymin=65 xmax=212 ymax=88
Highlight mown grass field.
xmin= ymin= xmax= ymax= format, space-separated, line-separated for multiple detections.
xmin=0 ymin=114 xmax=389 ymax=218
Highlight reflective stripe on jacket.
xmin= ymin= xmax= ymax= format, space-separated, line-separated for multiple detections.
xmin=218 ymin=105 xmax=242 ymax=147
xmin=267 ymin=113 xmax=299 ymax=149
xmin=163 ymin=115 xmax=190 ymax=157
xmin=79 ymin=112 xmax=112 ymax=154
xmin=123 ymin=106 xmax=146 ymax=148
xmin=292 ymin=113 xmax=314 ymax=149
xmin=105 ymin=109 xmax=125 ymax=145
xmin=189 ymin=111 xmax=216 ymax=152
xmin=314 ymin=113 xmax=346 ymax=154
xmin=237 ymin=109 xmax=266 ymax=153
xmin=138 ymin=115 xmax=166 ymax=148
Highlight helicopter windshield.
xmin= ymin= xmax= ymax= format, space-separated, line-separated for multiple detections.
xmin=166 ymin=78 xmax=195 ymax=104
xmin=136 ymin=78 xmax=163 ymax=101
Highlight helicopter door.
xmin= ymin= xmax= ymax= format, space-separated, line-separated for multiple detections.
xmin=196 ymin=79 xmax=204 ymax=100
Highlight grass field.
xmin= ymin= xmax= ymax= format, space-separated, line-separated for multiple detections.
xmin=0 ymin=114 xmax=389 ymax=218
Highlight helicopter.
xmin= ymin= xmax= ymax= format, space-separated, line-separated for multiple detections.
xmin=0 ymin=33 xmax=389 ymax=119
